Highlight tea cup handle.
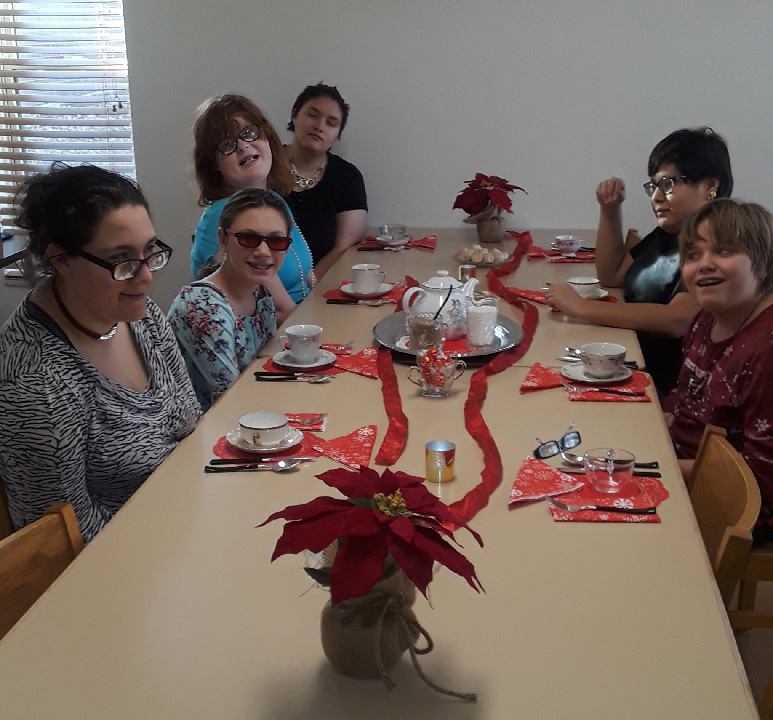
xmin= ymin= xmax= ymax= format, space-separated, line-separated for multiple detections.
xmin=452 ymin=360 xmax=466 ymax=381
xmin=279 ymin=335 xmax=288 ymax=349
xmin=407 ymin=366 xmax=423 ymax=388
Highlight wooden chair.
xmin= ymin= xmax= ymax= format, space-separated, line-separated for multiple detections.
xmin=0 ymin=503 xmax=84 ymax=640
xmin=687 ymin=425 xmax=760 ymax=608
xmin=0 ymin=478 xmax=13 ymax=540
xmin=760 ymin=674 xmax=773 ymax=720
xmin=730 ymin=540 xmax=773 ymax=629
xmin=624 ymin=228 xmax=643 ymax=252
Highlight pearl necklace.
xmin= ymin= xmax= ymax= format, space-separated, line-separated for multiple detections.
xmin=290 ymin=158 xmax=326 ymax=190
xmin=289 ymin=225 xmax=315 ymax=298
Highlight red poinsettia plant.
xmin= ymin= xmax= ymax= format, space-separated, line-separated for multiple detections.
xmin=259 ymin=466 xmax=484 ymax=605
xmin=453 ymin=173 xmax=527 ymax=216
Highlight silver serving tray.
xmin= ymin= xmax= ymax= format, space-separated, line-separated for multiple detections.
xmin=372 ymin=311 xmax=523 ymax=358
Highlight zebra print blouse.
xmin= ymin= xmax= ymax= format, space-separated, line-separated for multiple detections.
xmin=0 ymin=296 xmax=201 ymax=543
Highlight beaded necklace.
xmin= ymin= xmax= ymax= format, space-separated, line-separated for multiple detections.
xmin=289 ymin=225 xmax=315 ymax=298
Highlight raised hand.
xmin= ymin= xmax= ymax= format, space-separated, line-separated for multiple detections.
xmin=595 ymin=176 xmax=626 ymax=210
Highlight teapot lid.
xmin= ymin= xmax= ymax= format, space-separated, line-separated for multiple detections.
xmin=424 ymin=270 xmax=462 ymax=290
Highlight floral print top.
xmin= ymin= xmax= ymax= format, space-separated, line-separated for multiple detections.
xmin=168 ymin=280 xmax=277 ymax=411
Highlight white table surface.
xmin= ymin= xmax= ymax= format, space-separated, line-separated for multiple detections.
xmin=0 ymin=228 xmax=757 ymax=719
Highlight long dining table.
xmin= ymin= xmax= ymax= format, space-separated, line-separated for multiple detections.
xmin=0 ymin=228 xmax=758 ymax=719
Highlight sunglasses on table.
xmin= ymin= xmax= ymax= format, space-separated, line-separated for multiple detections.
xmin=216 ymin=124 xmax=261 ymax=156
xmin=224 ymin=228 xmax=293 ymax=251
xmin=533 ymin=424 xmax=581 ymax=460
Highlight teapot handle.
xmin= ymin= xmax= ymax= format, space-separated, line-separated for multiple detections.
xmin=402 ymin=287 xmax=421 ymax=313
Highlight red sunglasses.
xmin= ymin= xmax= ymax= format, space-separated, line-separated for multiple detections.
xmin=225 ymin=229 xmax=292 ymax=251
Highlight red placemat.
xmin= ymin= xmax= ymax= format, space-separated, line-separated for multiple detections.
xmin=359 ymin=235 xmax=437 ymax=250
xmin=509 ymin=457 xmax=584 ymax=505
xmin=549 ymin=475 xmax=669 ymax=523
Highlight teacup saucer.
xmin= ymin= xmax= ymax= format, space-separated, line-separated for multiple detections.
xmin=560 ymin=363 xmax=632 ymax=385
xmin=226 ymin=427 xmax=303 ymax=454
xmin=375 ymin=235 xmax=410 ymax=247
xmin=340 ymin=282 xmax=393 ymax=299
xmin=273 ymin=349 xmax=336 ymax=370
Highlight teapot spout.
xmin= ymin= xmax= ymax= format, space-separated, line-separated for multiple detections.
xmin=462 ymin=277 xmax=480 ymax=297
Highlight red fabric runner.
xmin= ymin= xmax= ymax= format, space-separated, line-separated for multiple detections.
xmin=374 ymin=345 xmax=409 ymax=465
xmin=447 ymin=236 xmax=538 ymax=524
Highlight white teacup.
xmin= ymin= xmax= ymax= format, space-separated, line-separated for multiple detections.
xmin=280 ymin=324 xmax=323 ymax=365
xmin=352 ymin=263 xmax=385 ymax=294
xmin=578 ymin=342 xmax=626 ymax=379
xmin=554 ymin=234 xmax=582 ymax=255
xmin=567 ymin=276 xmax=601 ymax=299
xmin=238 ymin=411 xmax=290 ymax=448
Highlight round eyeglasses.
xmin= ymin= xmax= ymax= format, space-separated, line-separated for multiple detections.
xmin=73 ymin=239 xmax=173 ymax=281
xmin=533 ymin=425 xmax=581 ymax=460
xmin=216 ymin=124 xmax=261 ymax=156
xmin=643 ymin=175 xmax=688 ymax=197
xmin=225 ymin=228 xmax=292 ymax=251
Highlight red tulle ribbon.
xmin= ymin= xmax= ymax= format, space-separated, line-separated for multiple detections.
xmin=447 ymin=233 xmax=539 ymax=524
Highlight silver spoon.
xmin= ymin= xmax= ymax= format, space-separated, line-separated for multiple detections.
xmin=560 ymin=450 xmax=659 ymax=470
xmin=204 ymin=459 xmax=302 ymax=473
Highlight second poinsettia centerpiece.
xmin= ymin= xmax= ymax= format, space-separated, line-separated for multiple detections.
xmin=453 ymin=173 xmax=527 ymax=243
xmin=259 ymin=466 xmax=482 ymax=699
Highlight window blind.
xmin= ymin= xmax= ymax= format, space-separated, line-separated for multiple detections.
xmin=0 ymin=0 xmax=136 ymax=230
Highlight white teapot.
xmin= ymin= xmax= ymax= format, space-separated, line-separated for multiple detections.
xmin=402 ymin=270 xmax=479 ymax=340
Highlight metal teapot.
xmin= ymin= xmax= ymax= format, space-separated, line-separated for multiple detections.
xmin=402 ymin=270 xmax=479 ymax=340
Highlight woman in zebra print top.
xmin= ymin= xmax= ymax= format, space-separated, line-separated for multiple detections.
xmin=0 ymin=165 xmax=201 ymax=543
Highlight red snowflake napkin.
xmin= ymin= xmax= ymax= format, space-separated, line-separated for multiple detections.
xmin=509 ymin=456 xmax=584 ymax=505
xmin=359 ymin=235 xmax=437 ymax=251
xmin=311 ymin=425 xmax=377 ymax=469
xmin=520 ymin=363 xmax=564 ymax=392
xmin=334 ymin=346 xmax=379 ymax=379
xmin=527 ymin=245 xmax=596 ymax=263
xmin=549 ymin=475 xmax=669 ymax=523
xmin=285 ymin=412 xmax=328 ymax=432
xmin=566 ymin=370 xmax=652 ymax=403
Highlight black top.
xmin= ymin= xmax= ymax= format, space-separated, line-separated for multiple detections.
xmin=285 ymin=152 xmax=367 ymax=264
xmin=623 ymin=226 xmax=685 ymax=396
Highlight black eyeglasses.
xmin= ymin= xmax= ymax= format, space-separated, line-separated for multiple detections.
xmin=216 ymin=124 xmax=261 ymax=156
xmin=74 ymin=239 xmax=173 ymax=281
xmin=533 ymin=424 xmax=581 ymax=459
xmin=643 ymin=176 xmax=689 ymax=197
xmin=225 ymin=229 xmax=292 ymax=252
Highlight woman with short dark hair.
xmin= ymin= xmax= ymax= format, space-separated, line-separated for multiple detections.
xmin=0 ymin=164 xmax=200 ymax=542
xmin=546 ymin=127 xmax=733 ymax=395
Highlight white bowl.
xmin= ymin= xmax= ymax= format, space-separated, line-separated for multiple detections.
xmin=567 ymin=276 xmax=601 ymax=299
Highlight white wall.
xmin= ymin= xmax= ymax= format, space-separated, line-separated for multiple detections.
xmin=119 ymin=0 xmax=773 ymax=312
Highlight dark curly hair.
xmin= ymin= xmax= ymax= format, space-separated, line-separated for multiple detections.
xmin=15 ymin=162 xmax=149 ymax=261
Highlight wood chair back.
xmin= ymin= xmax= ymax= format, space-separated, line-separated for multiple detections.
xmin=760 ymin=674 xmax=773 ymax=720
xmin=0 ymin=478 xmax=13 ymax=540
xmin=0 ymin=503 xmax=83 ymax=640
xmin=624 ymin=228 xmax=643 ymax=251
xmin=687 ymin=425 xmax=760 ymax=607
xmin=730 ymin=540 xmax=773 ymax=630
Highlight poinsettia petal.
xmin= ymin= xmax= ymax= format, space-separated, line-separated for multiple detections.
xmin=315 ymin=467 xmax=380 ymax=498
xmin=271 ymin=505 xmax=377 ymax=560
xmin=330 ymin=534 xmax=387 ymax=604
xmin=385 ymin=532 xmax=434 ymax=597
xmin=411 ymin=525 xmax=484 ymax=593
xmin=387 ymin=516 xmax=416 ymax=544
xmin=258 ymin=496 xmax=351 ymax=527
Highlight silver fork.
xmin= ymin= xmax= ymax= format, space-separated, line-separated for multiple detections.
xmin=547 ymin=497 xmax=657 ymax=515
xmin=561 ymin=381 xmax=645 ymax=397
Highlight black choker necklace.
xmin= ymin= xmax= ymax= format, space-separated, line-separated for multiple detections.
xmin=51 ymin=279 xmax=118 ymax=341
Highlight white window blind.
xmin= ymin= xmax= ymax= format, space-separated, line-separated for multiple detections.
xmin=0 ymin=0 xmax=135 ymax=228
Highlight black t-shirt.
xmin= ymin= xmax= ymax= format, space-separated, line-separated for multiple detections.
xmin=285 ymin=153 xmax=367 ymax=264
xmin=623 ymin=226 xmax=685 ymax=396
